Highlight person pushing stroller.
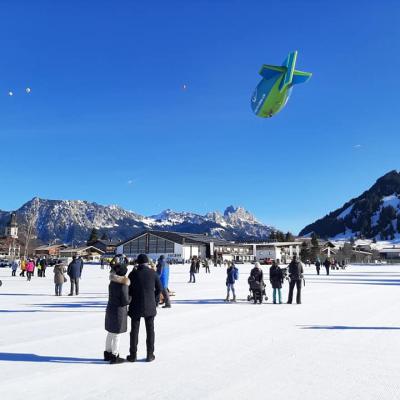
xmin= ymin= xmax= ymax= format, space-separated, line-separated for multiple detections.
xmin=248 ymin=262 xmax=267 ymax=304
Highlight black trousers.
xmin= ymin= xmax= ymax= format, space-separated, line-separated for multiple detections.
xmin=288 ymin=280 xmax=302 ymax=304
xmin=325 ymin=267 xmax=330 ymax=276
xmin=189 ymin=272 xmax=196 ymax=282
xmin=316 ymin=267 xmax=320 ymax=275
xmin=130 ymin=316 xmax=155 ymax=356
xmin=12 ymin=270 xmax=16 ymax=276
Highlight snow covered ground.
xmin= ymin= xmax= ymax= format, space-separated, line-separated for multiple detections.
xmin=1 ymin=263 xmax=400 ymax=400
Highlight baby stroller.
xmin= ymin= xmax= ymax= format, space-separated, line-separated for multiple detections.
xmin=247 ymin=276 xmax=268 ymax=304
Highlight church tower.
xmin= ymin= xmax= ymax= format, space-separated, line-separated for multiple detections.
xmin=5 ymin=212 xmax=18 ymax=239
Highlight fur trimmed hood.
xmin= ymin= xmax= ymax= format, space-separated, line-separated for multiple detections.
xmin=109 ymin=273 xmax=130 ymax=286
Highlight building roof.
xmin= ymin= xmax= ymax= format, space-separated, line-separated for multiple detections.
xmin=60 ymin=246 xmax=104 ymax=254
xmin=379 ymin=248 xmax=400 ymax=253
xmin=118 ymin=230 xmax=232 ymax=247
xmin=34 ymin=244 xmax=67 ymax=251
xmin=240 ymin=241 xmax=301 ymax=247
xmin=92 ymin=239 xmax=120 ymax=246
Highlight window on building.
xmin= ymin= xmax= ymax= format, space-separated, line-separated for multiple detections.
xmin=138 ymin=236 xmax=146 ymax=253
xmin=165 ymin=240 xmax=174 ymax=253
xmin=149 ymin=235 xmax=157 ymax=253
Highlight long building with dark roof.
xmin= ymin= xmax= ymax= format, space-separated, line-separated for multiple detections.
xmin=116 ymin=230 xmax=254 ymax=262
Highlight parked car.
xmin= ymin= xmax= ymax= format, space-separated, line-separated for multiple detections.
xmin=0 ymin=259 xmax=10 ymax=268
xmin=260 ymin=258 xmax=273 ymax=265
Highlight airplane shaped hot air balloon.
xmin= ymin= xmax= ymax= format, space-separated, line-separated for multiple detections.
xmin=251 ymin=51 xmax=312 ymax=118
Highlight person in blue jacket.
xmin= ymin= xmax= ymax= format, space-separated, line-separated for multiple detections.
xmin=156 ymin=255 xmax=171 ymax=308
xmin=225 ymin=261 xmax=239 ymax=302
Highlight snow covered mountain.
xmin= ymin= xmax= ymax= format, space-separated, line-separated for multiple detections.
xmin=0 ymin=198 xmax=273 ymax=244
xmin=299 ymin=170 xmax=400 ymax=240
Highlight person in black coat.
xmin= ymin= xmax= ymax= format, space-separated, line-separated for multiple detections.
xmin=195 ymin=257 xmax=201 ymax=273
xmin=67 ymin=256 xmax=83 ymax=296
xmin=315 ymin=260 xmax=321 ymax=275
xmin=189 ymin=257 xmax=197 ymax=283
xmin=127 ymin=254 xmax=162 ymax=362
xmin=269 ymin=260 xmax=284 ymax=304
xmin=104 ymin=263 xmax=131 ymax=364
xmin=250 ymin=263 xmax=264 ymax=283
xmin=287 ymin=255 xmax=304 ymax=304
xmin=323 ymin=258 xmax=331 ymax=276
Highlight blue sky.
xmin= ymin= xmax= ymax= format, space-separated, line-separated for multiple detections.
xmin=1 ymin=0 xmax=399 ymax=234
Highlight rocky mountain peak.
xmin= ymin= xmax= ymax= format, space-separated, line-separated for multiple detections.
xmin=223 ymin=205 xmax=258 ymax=224
xmin=0 ymin=200 xmax=273 ymax=244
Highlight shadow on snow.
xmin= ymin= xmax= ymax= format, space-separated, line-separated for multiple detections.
xmin=299 ymin=325 xmax=400 ymax=330
xmin=0 ymin=352 xmax=105 ymax=364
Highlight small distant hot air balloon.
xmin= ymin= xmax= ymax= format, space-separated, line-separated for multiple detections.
xmin=25 ymin=87 xmax=31 ymax=94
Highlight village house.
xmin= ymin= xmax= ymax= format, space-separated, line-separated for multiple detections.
xmin=0 ymin=212 xmax=21 ymax=259
xmin=34 ymin=244 xmax=68 ymax=258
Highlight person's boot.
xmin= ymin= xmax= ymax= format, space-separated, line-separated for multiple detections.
xmin=110 ymin=354 xmax=125 ymax=364
xmin=104 ymin=351 xmax=112 ymax=361
xmin=224 ymin=295 xmax=229 ymax=302
xmin=126 ymin=353 xmax=137 ymax=362
xmin=146 ymin=353 xmax=155 ymax=362
xmin=162 ymin=304 xmax=171 ymax=308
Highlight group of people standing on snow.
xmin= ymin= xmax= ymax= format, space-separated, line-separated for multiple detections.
xmin=104 ymin=254 xmax=171 ymax=364
xmin=8 ymin=255 xmax=84 ymax=296
xmin=315 ymin=258 xmax=346 ymax=275
xmin=16 ymin=257 xmax=49 ymax=278
xmin=50 ymin=255 xmax=84 ymax=296
xmin=223 ymin=255 xmax=305 ymax=305
xmin=188 ymin=256 xmax=212 ymax=282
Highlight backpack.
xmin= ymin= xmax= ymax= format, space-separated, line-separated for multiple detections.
xmin=233 ymin=267 xmax=239 ymax=281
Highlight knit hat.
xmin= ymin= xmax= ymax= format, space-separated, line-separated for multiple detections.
xmin=115 ymin=264 xmax=128 ymax=276
xmin=137 ymin=254 xmax=149 ymax=265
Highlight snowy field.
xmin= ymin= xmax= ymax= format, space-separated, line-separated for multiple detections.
xmin=1 ymin=263 xmax=400 ymax=400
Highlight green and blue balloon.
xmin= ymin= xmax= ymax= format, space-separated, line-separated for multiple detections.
xmin=251 ymin=51 xmax=312 ymax=118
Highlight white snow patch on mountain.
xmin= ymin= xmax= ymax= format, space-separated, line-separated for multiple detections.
xmin=337 ymin=204 xmax=354 ymax=219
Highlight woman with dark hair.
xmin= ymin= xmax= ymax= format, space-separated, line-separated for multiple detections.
xmin=104 ymin=263 xmax=131 ymax=364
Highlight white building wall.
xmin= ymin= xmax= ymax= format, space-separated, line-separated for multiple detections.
xmin=256 ymin=248 xmax=277 ymax=260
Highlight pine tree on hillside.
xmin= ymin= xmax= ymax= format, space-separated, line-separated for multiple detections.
xmin=285 ymin=232 xmax=295 ymax=242
xmin=396 ymin=215 xmax=400 ymax=233
xmin=299 ymin=241 xmax=310 ymax=262
xmin=87 ymin=228 xmax=99 ymax=245
xmin=276 ymin=231 xmax=285 ymax=242
xmin=100 ymin=232 xmax=109 ymax=241
xmin=311 ymin=233 xmax=320 ymax=261
xmin=269 ymin=230 xmax=277 ymax=242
